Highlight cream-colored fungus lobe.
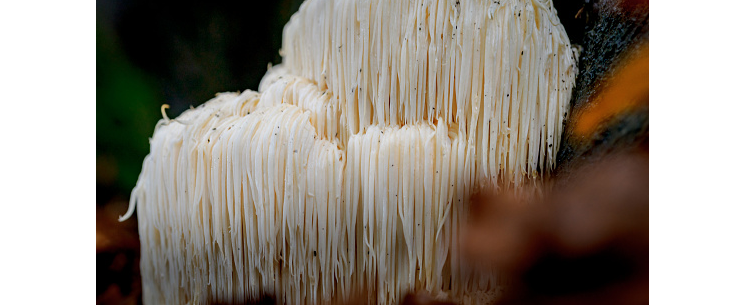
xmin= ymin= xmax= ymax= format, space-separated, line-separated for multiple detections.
xmin=123 ymin=0 xmax=577 ymax=304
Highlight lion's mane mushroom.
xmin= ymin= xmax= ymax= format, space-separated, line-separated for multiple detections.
xmin=121 ymin=0 xmax=577 ymax=304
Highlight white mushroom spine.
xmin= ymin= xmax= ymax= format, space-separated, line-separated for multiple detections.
xmin=124 ymin=0 xmax=577 ymax=304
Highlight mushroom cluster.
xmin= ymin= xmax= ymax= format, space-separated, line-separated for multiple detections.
xmin=122 ymin=0 xmax=577 ymax=304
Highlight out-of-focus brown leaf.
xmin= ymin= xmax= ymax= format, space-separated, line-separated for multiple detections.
xmin=466 ymin=148 xmax=648 ymax=305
